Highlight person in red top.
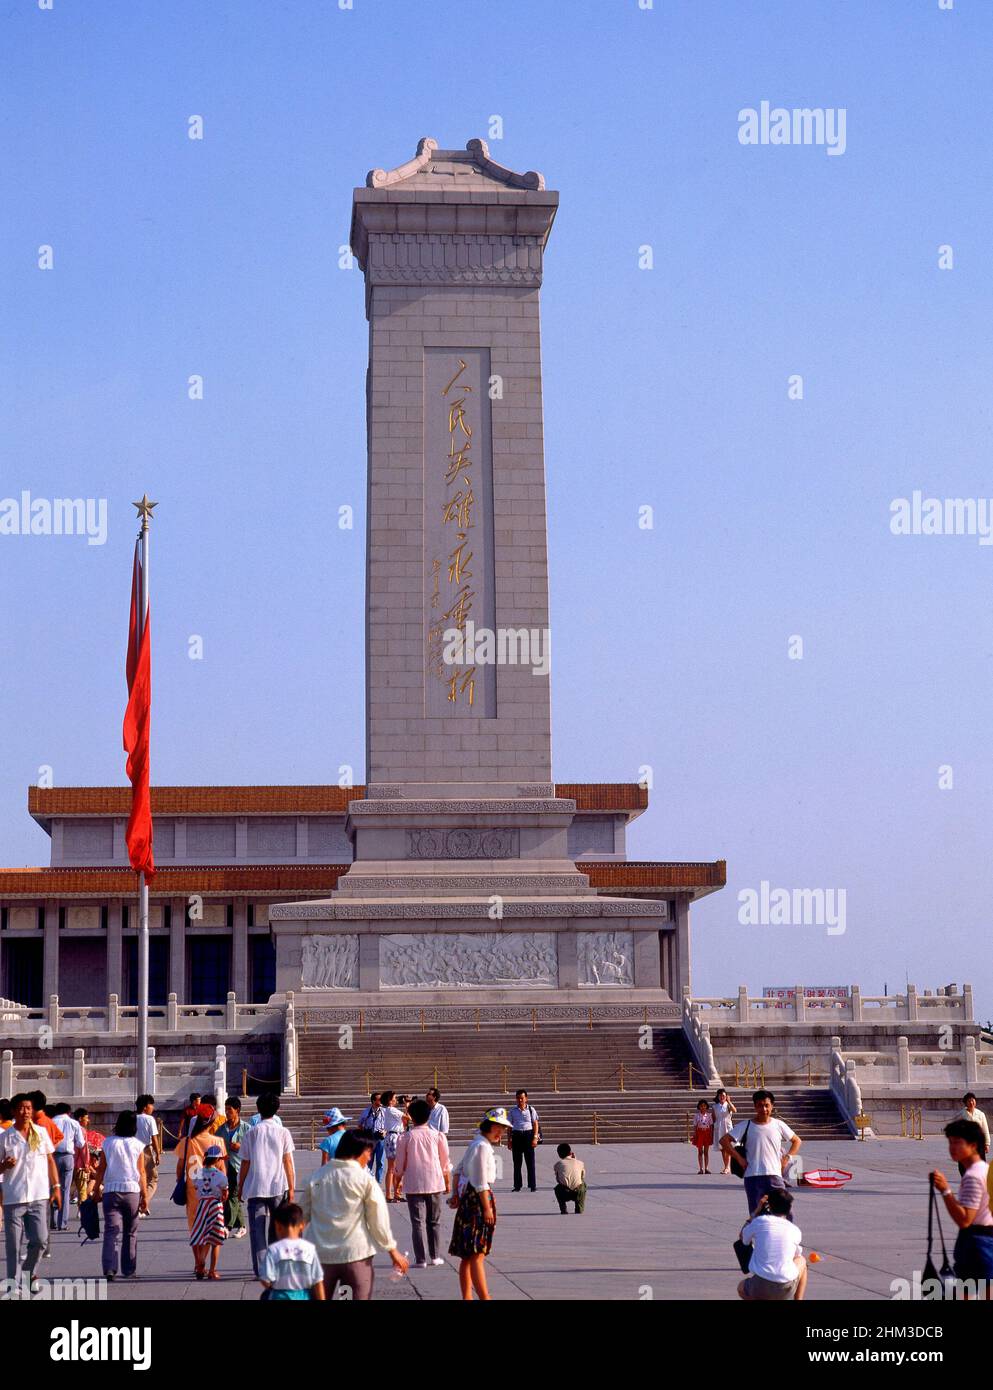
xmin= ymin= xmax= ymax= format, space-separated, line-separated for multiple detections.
xmin=28 ymin=1092 xmax=63 ymax=1147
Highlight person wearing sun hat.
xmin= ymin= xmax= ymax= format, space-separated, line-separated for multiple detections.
xmin=318 ymin=1107 xmax=352 ymax=1166
xmin=447 ymin=1106 xmax=512 ymax=1301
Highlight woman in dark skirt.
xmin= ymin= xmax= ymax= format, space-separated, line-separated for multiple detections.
xmin=448 ymin=1108 xmax=512 ymax=1300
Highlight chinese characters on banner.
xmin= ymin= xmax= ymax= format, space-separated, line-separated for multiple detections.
xmin=424 ymin=348 xmax=495 ymax=717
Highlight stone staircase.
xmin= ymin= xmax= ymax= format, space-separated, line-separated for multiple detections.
xmin=277 ymin=1024 xmax=853 ymax=1147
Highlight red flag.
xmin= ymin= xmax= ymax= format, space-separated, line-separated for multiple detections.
xmin=123 ymin=540 xmax=155 ymax=877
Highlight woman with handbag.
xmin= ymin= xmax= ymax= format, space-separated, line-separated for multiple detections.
xmin=448 ymin=1107 xmax=513 ymax=1301
xmin=712 ymin=1090 xmax=737 ymax=1174
xmin=932 ymin=1118 xmax=993 ymax=1297
xmin=174 ymin=1116 xmax=227 ymax=1232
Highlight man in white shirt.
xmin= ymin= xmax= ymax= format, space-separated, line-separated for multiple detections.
xmin=50 ymin=1104 xmax=85 ymax=1232
xmin=0 ymin=1094 xmax=60 ymax=1284
xmin=238 ymin=1093 xmax=296 ymax=1277
xmin=957 ymin=1094 xmax=991 ymax=1151
xmin=507 ymin=1089 xmax=540 ymax=1192
xmin=298 ymin=1128 xmax=407 ymax=1300
xmin=721 ymin=1090 xmax=801 ymax=1217
xmin=425 ymin=1088 xmax=450 ymax=1135
xmin=134 ymin=1095 xmax=160 ymax=1213
xmin=737 ymin=1188 xmax=807 ymax=1300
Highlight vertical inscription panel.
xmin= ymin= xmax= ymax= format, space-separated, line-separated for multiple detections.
xmin=423 ymin=348 xmax=496 ymax=718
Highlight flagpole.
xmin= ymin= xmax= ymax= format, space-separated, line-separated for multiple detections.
xmin=136 ymin=500 xmax=152 ymax=1096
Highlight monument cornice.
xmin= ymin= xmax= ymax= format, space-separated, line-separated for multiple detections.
xmin=269 ymin=897 xmax=669 ymax=922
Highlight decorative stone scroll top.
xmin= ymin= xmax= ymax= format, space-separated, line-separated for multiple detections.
xmin=367 ymin=137 xmax=545 ymax=191
xmin=407 ymin=828 xmax=519 ymax=860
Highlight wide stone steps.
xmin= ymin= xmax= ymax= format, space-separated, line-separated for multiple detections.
xmin=281 ymin=1025 xmax=852 ymax=1145
xmin=277 ymin=1088 xmax=851 ymax=1146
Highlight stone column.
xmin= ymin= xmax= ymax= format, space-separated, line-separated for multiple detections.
xmin=232 ymin=900 xmax=249 ymax=1002
xmin=169 ymin=897 xmax=187 ymax=1003
xmin=358 ymin=935 xmax=379 ymax=992
xmin=42 ymin=899 xmax=59 ymax=1001
xmin=737 ymin=985 xmax=749 ymax=1023
xmin=673 ymin=896 xmax=691 ymax=998
xmin=351 ymin=138 xmax=558 ymax=795
xmin=632 ymin=930 xmax=660 ymax=989
xmin=963 ymin=1035 xmax=978 ymax=1085
xmin=106 ymin=902 xmax=124 ymax=1001
xmin=897 ymin=1035 xmax=910 ymax=1083
xmin=557 ymin=932 xmax=578 ymax=989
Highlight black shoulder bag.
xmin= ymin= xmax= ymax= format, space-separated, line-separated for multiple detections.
xmin=730 ymin=1121 xmax=750 ymax=1179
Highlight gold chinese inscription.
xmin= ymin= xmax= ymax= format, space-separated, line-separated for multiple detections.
xmin=427 ymin=355 xmax=479 ymax=707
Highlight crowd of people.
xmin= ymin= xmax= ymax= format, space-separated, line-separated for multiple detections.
xmin=689 ymin=1086 xmax=993 ymax=1301
xmin=3 ymin=1083 xmax=989 ymax=1301
xmin=0 ymin=1082 xmax=589 ymax=1302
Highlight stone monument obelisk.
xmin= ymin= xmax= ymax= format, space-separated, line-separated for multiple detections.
xmin=269 ymin=139 xmax=668 ymax=1000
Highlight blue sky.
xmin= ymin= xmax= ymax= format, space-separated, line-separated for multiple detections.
xmin=1 ymin=0 xmax=991 ymax=1014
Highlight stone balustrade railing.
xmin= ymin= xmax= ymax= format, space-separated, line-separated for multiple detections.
xmin=829 ymin=1040 xmax=865 ymax=1134
xmin=0 ymin=992 xmax=283 ymax=1036
xmin=689 ymin=983 xmax=974 ymax=1025
xmin=0 ymin=1043 xmax=229 ymax=1107
xmin=681 ymin=990 xmax=722 ymax=1086
xmin=828 ymin=1033 xmax=981 ymax=1105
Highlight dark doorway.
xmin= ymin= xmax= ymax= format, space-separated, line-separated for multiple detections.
xmin=59 ymin=938 xmax=108 ymax=1006
xmin=188 ymin=936 xmax=231 ymax=1005
xmin=3 ymin=938 xmax=43 ymax=1006
xmin=124 ymin=937 xmax=169 ymax=1006
xmin=250 ymin=936 xmax=276 ymax=1003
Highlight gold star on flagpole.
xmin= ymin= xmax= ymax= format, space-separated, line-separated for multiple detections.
xmin=132 ymin=494 xmax=158 ymax=524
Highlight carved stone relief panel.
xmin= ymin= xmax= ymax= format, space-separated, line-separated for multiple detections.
xmin=577 ymin=931 xmax=634 ymax=988
xmin=381 ymin=932 xmax=556 ymax=989
xmin=407 ymin=829 xmax=518 ymax=860
xmin=301 ymin=934 xmax=359 ymax=990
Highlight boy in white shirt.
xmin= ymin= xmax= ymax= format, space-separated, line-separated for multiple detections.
xmin=737 ymin=1188 xmax=807 ymax=1300
xmin=259 ymin=1200 xmax=326 ymax=1300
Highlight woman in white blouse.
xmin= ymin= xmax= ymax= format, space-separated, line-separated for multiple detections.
xmin=713 ymin=1090 xmax=737 ymax=1174
xmin=447 ymin=1107 xmax=513 ymax=1301
xmin=380 ymin=1091 xmax=406 ymax=1203
xmin=91 ymin=1110 xmax=149 ymax=1279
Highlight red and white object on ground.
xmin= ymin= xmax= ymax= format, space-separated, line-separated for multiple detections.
xmin=801 ymin=1168 xmax=853 ymax=1189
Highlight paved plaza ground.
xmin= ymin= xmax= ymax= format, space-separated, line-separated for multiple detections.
xmin=16 ymin=1139 xmax=952 ymax=1303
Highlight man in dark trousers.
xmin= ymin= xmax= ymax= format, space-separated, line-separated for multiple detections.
xmin=508 ymin=1089 xmax=540 ymax=1192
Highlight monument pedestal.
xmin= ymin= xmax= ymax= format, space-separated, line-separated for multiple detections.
xmin=269 ymin=793 xmax=672 ymax=998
